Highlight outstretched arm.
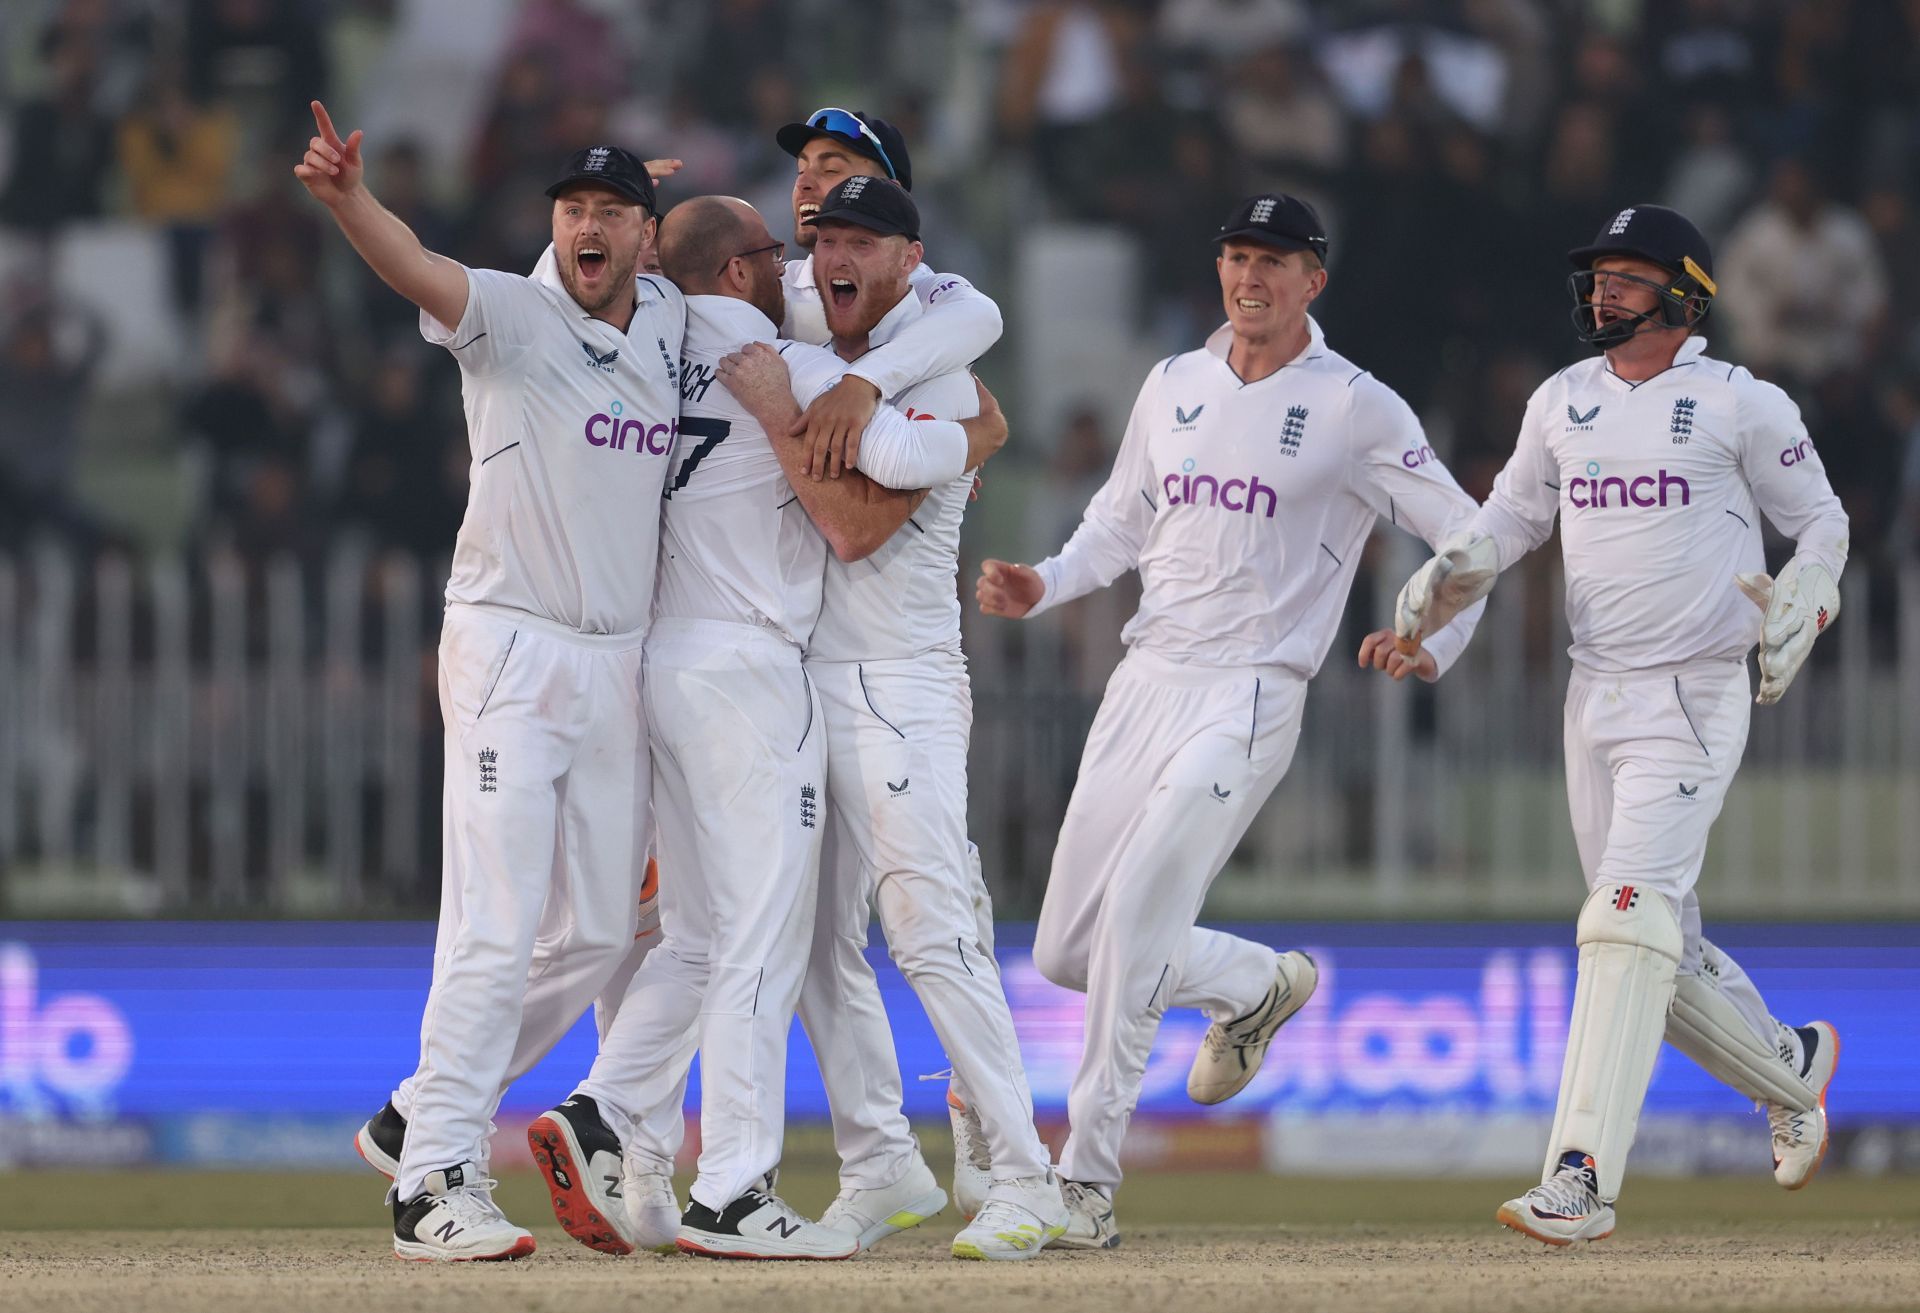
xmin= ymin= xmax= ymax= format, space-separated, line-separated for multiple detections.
xmin=294 ymin=99 xmax=468 ymax=329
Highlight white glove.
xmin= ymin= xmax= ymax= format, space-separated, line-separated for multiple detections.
xmin=1734 ymin=557 xmax=1839 ymax=705
xmin=1394 ymin=532 xmax=1500 ymax=652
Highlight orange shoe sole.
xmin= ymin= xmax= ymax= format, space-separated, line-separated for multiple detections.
xmin=528 ymin=1115 xmax=632 ymax=1255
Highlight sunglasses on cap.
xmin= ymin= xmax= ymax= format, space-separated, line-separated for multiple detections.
xmin=807 ymin=107 xmax=898 ymax=182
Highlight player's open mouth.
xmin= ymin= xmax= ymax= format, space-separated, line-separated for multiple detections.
xmin=577 ymin=247 xmax=606 ymax=280
xmin=829 ymin=277 xmax=857 ymax=309
xmin=798 ymin=203 xmax=820 ymax=221
xmin=1236 ymin=298 xmax=1268 ymax=313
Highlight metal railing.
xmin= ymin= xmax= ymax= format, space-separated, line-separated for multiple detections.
xmin=3 ymin=540 xmax=1918 ymax=918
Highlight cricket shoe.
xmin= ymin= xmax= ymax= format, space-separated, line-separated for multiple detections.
xmin=951 ymin=1172 xmax=1067 ymax=1261
xmin=820 ymin=1158 xmax=947 ymax=1251
xmin=354 ymin=1099 xmax=406 ymax=1179
xmin=1496 ymin=1152 xmax=1615 ymax=1246
xmin=529 ymin=1093 xmax=634 ymax=1255
xmin=1187 ymin=951 xmax=1319 ymax=1105
xmin=1771 ymin=1021 xmax=1839 ymax=1190
xmin=622 ymin=1157 xmax=682 ymax=1254
xmin=392 ymin=1162 xmax=535 ymax=1261
xmin=677 ymin=1173 xmax=858 ymax=1260
xmin=949 ymin=1084 xmax=992 ymax=1221
xmin=1052 ymin=1179 xmax=1120 ymax=1250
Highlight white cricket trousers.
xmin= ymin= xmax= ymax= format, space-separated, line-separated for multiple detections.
xmin=796 ymin=650 xmax=1051 ymax=1188
xmin=394 ymin=603 xmax=648 ymax=1200
xmin=578 ymin=619 xmax=826 ymax=1212
xmin=1034 ymin=649 xmax=1307 ymax=1190
xmin=1564 ymin=659 xmax=1784 ymax=1050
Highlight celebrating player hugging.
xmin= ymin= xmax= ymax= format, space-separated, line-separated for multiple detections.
xmin=297 ymin=69 xmax=1853 ymax=1267
xmin=1389 ymin=204 xmax=1847 ymax=1244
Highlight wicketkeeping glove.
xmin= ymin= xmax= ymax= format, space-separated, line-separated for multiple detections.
xmin=1734 ymin=556 xmax=1839 ymax=705
xmin=1394 ymin=532 xmax=1500 ymax=653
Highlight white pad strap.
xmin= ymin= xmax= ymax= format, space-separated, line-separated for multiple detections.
xmin=1666 ymin=955 xmax=1812 ymax=1112
xmin=1544 ymin=883 xmax=1683 ymax=1203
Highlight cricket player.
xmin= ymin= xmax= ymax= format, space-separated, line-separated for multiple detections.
xmin=1391 ymin=204 xmax=1847 ymax=1244
xmin=525 ymin=192 xmax=1010 ymax=1260
xmin=296 ymin=103 xmax=680 ymax=1261
xmin=723 ymin=176 xmax=1071 ymax=1260
xmin=774 ymin=107 xmax=1020 ymax=1240
xmin=975 ymin=194 xmax=1487 ymax=1247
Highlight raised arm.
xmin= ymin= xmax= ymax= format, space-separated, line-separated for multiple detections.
xmin=794 ymin=266 xmax=1006 ymax=478
xmin=293 ymin=100 xmax=467 ymax=329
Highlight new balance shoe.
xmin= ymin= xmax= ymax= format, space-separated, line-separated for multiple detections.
xmin=820 ymin=1158 xmax=947 ymax=1251
xmin=677 ymin=1175 xmax=858 ymax=1260
xmin=1053 ymin=1179 xmax=1120 ymax=1250
xmin=1188 ymin=951 xmax=1318 ymax=1105
xmin=623 ymin=1156 xmax=682 ymax=1254
xmin=1496 ymin=1152 xmax=1616 ymax=1246
xmin=355 ymin=1100 xmax=406 ymax=1179
xmin=952 ymin=1172 xmax=1067 ymax=1261
xmin=392 ymin=1162 xmax=535 ymax=1262
xmin=529 ymin=1093 xmax=634 ymax=1255
xmin=1772 ymin=1021 xmax=1839 ymax=1190
xmin=948 ymin=1085 xmax=992 ymax=1221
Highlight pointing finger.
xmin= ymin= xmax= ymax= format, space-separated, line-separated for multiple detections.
xmin=311 ymin=100 xmax=342 ymax=148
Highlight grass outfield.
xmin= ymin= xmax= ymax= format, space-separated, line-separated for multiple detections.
xmin=0 ymin=1169 xmax=1915 ymax=1313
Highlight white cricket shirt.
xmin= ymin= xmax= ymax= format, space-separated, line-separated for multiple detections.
xmin=656 ymin=294 xmax=972 ymax=647
xmin=782 ymin=255 xmax=1001 ymax=397
xmin=1030 ymin=317 xmax=1485 ymax=677
xmin=1467 ymin=336 xmax=1850 ymax=673
xmin=422 ymin=256 xmax=686 ymax=637
xmin=807 ymin=289 xmax=981 ymax=663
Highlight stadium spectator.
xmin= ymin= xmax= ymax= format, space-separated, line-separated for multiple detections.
xmin=117 ymin=58 xmax=237 ymax=313
xmin=0 ymin=25 xmax=117 ymax=233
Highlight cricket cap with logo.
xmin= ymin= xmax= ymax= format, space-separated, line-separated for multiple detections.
xmin=546 ymin=145 xmax=658 ymax=214
xmin=1213 ymin=193 xmax=1328 ymax=260
xmin=804 ymin=174 xmax=921 ymax=241
xmin=776 ymin=107 xmax=914 ymax=192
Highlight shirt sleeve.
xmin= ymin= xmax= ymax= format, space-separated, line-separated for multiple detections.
xmin=841 ymin=265 xmax=1004 ymax=398
xmin=779 ymin=342 xmax=967 ymax=489
xmin=418 ymin=265 xmax=543 ymax=377
xmin=1735 ymin=374 xmax=1851 ymax=579
xmin=1028 ymin=366 xmax=1161 ymax=618
xmin=1344 ymin=373 xmax=1487 ymax=676
xmin=1467 ymin=377 xmax=1562 ymax=571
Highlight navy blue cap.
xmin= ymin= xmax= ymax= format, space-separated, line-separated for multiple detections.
xmin=546 ymin=145 xmax=657 ymax=213
xmin=805 ymin=175 xmax=920 ymax=241
xmin=1214 ymin=193 xmax=1328 ymax=260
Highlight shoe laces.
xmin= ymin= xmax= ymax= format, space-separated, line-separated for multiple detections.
xmin=1768 ymin=1104 xmax=1813 ymax=1151
xmin=956 ymin=1104 xmax=993 ymax=1175
xmin=1062 ymin=1180 xmax=1110 ymax=1217
xmin=437 ymin=1178 xmax=509 ymax=1228
xmin=969 ymin=1197 xmax=1040 ymax=1234
xmin=1527 ymin=1166 xmax=1599 ymax=1218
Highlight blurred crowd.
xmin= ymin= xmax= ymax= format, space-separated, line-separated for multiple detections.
xmin=5 ymin=0 xmax=1920 ymax=587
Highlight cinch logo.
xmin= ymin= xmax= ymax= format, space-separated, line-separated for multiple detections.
xmin=1566 ymin=461 xmax=1690 ymax=509
xmin=1401 ymin=444 xmax=1435 ymax=469
xmin=1779 ymin=438 xmax=1814 ymax=466
xmin=1164 ymin=459 xmax=1277 ymax=517
xmin=0 ymin=943 xmax=134 ymax=1116
xmin=584 ymin=399 xmax=676 ymax=455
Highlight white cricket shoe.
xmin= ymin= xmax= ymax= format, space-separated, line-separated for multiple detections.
xmin=392 ymin=1163 xmax=536 ymax=1262
xmin=677 ymin=1174 xmax=858 ymax=1261
xmin=820 ymin=1158 xmax=947 ymax=1251
xmin=1053 ymin=1179 xmax=1120 ymax=1250
xmin=1187 ymin=951 xmax=1318 ymax=1105
xmin=623 ymin=1162 xmax=682 ymax=1254
xmin=528 ymin=1093 xmax=634 ymax=1255
xmin=952 ymin=1172 xmax=1067 ymax=1261
xmin=1496 ymin=1152 xmax=1616 ymax=1246
xmin=1772 ymin=1021 xmax=1839 ymax=1190
xmin=949 ymin=1084 xmax=992 ymax=1221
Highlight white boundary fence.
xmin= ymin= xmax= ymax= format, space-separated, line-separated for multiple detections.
xmin=2 ymin=541 xmax=1918 ymax=917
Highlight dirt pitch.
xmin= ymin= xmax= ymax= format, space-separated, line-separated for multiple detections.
xmin=2 ymin=1168 xmax=1915 ymax=1313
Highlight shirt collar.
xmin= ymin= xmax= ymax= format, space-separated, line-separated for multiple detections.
xmin=685 ymin=292 xmax=778 ymax=343
xmin=1204 ymin=313 xmax=1327 ymax=368
xmin=863 ymin=286 xmax=921 ymax=350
